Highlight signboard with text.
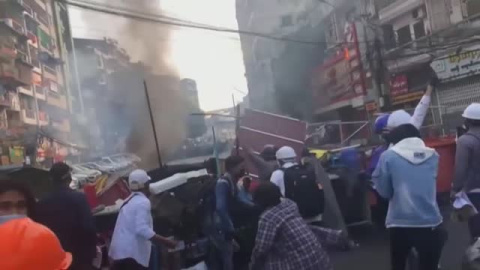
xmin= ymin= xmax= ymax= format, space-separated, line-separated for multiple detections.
xmin=389 ymin=74 xmax=409 ymax=97
xmin=431 ymin=45 xmax=480 ymax=81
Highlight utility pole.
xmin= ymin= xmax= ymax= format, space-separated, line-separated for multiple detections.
xmin=143 ymin=80 xmax=163 ymax=167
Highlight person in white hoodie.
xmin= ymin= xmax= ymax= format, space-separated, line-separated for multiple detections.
xmin=373 ymin=124 xmax=444 ymax=270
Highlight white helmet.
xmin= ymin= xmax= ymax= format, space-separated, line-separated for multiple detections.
xmin=276 ymin=146 xmax=297 ymax=160
xmin=463 ymin=103 xmax=480 ymax=120
xmin=128 ymin=169 xmax=151 ymax=191
xmin=387 ymin=110 xmax=412 ymax=129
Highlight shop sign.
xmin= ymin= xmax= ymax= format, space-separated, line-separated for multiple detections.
xmin=431 ymin=44 xmax=480 ymax=81
xmin=390 ymin=74 xmax=408 ymax=97
xmin=9 ymin=146 xmax=24 ymax=164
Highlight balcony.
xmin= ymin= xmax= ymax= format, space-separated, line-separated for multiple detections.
xmin=0 ymin=41 xmax=17 ymax=61
xmin=43 ymin=65 xmax=57 ymax=81
xmin=0 ymin=62 xmax=19 ymax=82
xmin=0 ymin=18 xmax=26 ymax=37
xmin=47 ymin=91 xmax=67 ymax=110
xmin=34 ymin=84 xmax=45 ymax=100
xmin=0 ymin=94 xmax=11 ymax=107
xmin=8 ymin=92 xmax=20 ymax=111
xmin=378 ymin=0 xmax=423 ymax=24
xmin=21 ymin=108 xmax=36 ymax=125
xmin=15 ymin=61 xmax=32 ymax=85
xmin=18 ymin=85 xmax=33 ymax=96
xmin=38 ymin=110 xmax=48 ymax=125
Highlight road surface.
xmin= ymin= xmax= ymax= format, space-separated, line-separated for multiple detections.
xmin=331 ymin=208 xmax=471 ymax=270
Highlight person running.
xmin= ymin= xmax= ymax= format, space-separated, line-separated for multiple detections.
xmin=373 ymin=124 xmax=444 ymax=270
xmin=34 ymin=162 xmax=97 ymax=270
xmin=452 ymin=103 xmax=480 ymax=239
xmin=109 ymin=169 xmax=176 ymax=270
xmin=250 ymin=182 xmax=349 ymax=270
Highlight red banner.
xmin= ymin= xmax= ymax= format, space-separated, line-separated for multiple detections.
xmin=389 ymin=74 xmax=409 ymax=97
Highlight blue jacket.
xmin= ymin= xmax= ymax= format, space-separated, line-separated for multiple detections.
xmin=373 ymin=137 xmax=442 ymax=228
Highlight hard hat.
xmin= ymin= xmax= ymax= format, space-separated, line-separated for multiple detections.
xmin=387 ymin=110 xmax=412 ymax=129
xmin=374 ymin=114 xmax=390 ymax=134
xmin=129 ymin=169 xmax=151 ymax=190
xmin=276 ymin=146 xmax=297 ymax=160
xmin=463 ymin=103 xmax=480 ymax=120
xmin=0 ymin=217 xmax=72 ymax=270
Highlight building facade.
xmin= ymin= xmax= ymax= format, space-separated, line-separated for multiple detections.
xmin=0 ymin=0 xmax=75 ymax=166
xmin=236 ymin=0 xmax=331 ymax=117
xmin=375 ymin=0 xmax=480 ymax=135
xmin=73 ymin=37 xmax=131 ymax=156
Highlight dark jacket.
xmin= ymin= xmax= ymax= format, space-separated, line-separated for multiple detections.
xmin=453 ymin=126 xmax=480 ymax=193
xmin=34 ymin=187 xmax=97 ymax=267
xmin=247 ymin=151 xmax=278 ymax=182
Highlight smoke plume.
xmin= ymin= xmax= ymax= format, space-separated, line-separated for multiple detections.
xmin=78 ymin=0 xmax=190 ymax=168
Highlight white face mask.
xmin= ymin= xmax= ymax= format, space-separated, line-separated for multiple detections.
xmin=0 ymin=214 xmax=26 ymax=225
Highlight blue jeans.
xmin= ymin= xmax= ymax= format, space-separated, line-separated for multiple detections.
xmin=210 ymin=231 xmax=234 ymax=270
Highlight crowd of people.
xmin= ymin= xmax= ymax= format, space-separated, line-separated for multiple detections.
xmin=2 ymin=80 xmax=480 ymax=270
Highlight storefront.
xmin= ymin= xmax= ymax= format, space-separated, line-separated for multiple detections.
xmin=431 ymin=44 xmax=480 ymax=134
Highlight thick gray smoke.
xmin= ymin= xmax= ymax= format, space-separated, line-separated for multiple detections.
xmin=78 ymin=0 xmax=190 ymax=168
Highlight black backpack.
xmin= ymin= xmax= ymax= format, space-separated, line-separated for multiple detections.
xmin=282 ymin=165 xmax=325 ymax=219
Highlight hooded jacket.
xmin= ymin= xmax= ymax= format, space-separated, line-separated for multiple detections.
xmin=373 ymin=137 xmax=442 ymax=228
xmin=250 ymin=199 xmax=335 ymax=270
xmin=368 ymin=94 xmax=431 ymax=177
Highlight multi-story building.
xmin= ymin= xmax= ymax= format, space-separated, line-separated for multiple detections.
xmin=374 ymin=0 xmax=480 ymax=134
xmin=236 ymin=0 xmax=331 ymax=117
xmin=73 ymin=37 xmax=131 ymax=156
xmin=0 ymin=0 xmax=76 ymax=166
xmin=181 ymin=78 xmax=199 ymax=109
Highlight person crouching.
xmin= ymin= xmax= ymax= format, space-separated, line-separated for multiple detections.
xmin=250 ymin=182 xmax=341 ymax=270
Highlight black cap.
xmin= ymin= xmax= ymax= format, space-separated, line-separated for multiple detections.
xmin=49 ymin=162 xmax=71 ymax=183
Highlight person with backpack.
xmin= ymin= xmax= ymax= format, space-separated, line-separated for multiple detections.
xmin=373 ymin=124 xmax=444 ymax=270
xmin=453 ymin=103 xmax=480 ymax=239
xmin=214 ymin=155 xmax=253 ymax=270
xmin=270 ymin=146 xmax=324 ymax=225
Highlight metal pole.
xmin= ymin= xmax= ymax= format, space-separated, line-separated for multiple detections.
xmin=143 ymin=80 xmax=163 ymax=167
xmin=212 ymin=126 xmax=221 ymax=178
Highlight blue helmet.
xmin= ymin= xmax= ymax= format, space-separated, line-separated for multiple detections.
xmin=374 ymin=114 xmax=390 ymax=134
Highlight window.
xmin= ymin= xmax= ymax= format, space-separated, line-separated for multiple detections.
xmin=413 ymin=21 xmax=426 ymax=39
xmin=280 ymin=15 xmax=293 ymax=27
xmin=396 ymin=25 xmax=412 ymax=46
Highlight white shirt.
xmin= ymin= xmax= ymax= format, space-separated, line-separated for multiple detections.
xmin=109 ymin=192 xmax=156 ymax=267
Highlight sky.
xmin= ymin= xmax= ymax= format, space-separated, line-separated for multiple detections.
xmin=69 ymin=0 xmax=248 ymax=111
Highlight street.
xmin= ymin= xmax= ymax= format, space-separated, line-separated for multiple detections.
xmin=332 ymin=209 xmax=471 ymax=270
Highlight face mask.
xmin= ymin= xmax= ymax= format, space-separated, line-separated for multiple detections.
xmin=0 ymin=214 xmax=26 ymax=225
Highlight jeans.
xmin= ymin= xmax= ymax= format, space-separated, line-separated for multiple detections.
xmin=389 ymin=226 xmax=444 ymax=270
xmin=210 ymin=231 xmax=234 ymax=270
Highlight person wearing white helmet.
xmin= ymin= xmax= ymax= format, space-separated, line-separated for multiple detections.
xmin=271 ymin=146 xmax=324 ymax=225
xmin=270 ymin=146 xmax=298 ymax=196
xmin=453 ymin=103 xmax=480 ymax=239
xmin=109 ymin=169 xmax=176 ymax=270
